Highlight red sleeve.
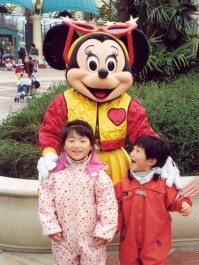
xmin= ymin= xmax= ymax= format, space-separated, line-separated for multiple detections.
xmin=127 ymin=98 xmax=158 ymax=144
xmin=165 ymin=184 xmax=192 ymax=212
xmin=38 ymin=94 xmax=68 ymax=153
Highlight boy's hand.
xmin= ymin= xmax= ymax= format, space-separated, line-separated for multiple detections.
xmin=93 ymin=237 xmax=107 ymax=246
xmin=49 ymin=232 xmax=62 ymax=242
xmin=180 ymin=201 xmax=191 ymax=216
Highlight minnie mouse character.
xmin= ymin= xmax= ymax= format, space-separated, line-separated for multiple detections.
xmin=38 ymin=17 xmax=182 ymax=188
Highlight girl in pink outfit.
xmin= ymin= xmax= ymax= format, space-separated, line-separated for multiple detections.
xmin=39 ymin=120 xmax=118 ymax=265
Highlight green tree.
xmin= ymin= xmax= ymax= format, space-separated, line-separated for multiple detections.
xmin=98 ymin=0 xmax=121 ymax=22
xmin=127 ymin=0 xmax=198 ymax=80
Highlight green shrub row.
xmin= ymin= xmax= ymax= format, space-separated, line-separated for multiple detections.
xmin=127 ymin=73 xmax=199 ymax=175
xmin=0 ymin=74 xmax=198 ymax=179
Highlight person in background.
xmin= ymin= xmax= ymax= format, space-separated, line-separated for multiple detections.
xmin=4 ymin=42 xmax=14 ymax=55
xmin=30 ymin=43 xmax=39 ymax=56
xmin=30 ymin=43 xmax=39 ymax=63
xmin=181 ymin=177 xmax=199 ymax=196
xmin=15 ymin=59 xmax=24 ymax=80
xmin=114 ymin=135 xmax=192 ymax=265
xmin=16 ymin=72 xmax=32 ymax=96
xmin=24 ymin=56 xmax=34 ymax=76
xmin=38 ymin=120 xmax=118 ymax=265
xmin=18 ymin=43 xmax=26 ymax=64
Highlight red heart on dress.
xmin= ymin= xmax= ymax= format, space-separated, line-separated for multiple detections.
xmin=108 ymin=108 xmax=126 ymax=126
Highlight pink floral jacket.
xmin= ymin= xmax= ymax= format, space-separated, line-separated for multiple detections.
xmin=38 ymin=151 xmax=118 ymax=243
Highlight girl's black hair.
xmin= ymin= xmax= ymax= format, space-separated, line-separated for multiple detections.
xmin=133 ymin=135 xmax=171 ymax=180
xmin=59 ymin=120 xmax=94 ymax=153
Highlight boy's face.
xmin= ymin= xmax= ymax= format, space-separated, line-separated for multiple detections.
xmin=64 ymin=130 xmax=92 ymax=161
xmin=130 ymin=145 xmax=156 ymax=172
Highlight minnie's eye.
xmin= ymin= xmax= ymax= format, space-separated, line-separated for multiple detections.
xmin=106 ymin=57 xmax=117 ymax=72
xmin=87 ymin=56 xmax=99 ymax=72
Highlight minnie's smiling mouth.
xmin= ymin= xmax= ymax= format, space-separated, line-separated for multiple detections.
xmin=85 ymin=86 xmax=114 ymax=99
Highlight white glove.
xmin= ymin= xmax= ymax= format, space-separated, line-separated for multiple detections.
xmin=161 ymin=156 xmax=183 ymax=189
xmin=37 ymin=152 xmax=59 ymax=182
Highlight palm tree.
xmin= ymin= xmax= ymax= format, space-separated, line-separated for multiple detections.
xmin=127 ymin=0 xmax=198 ymax=79
xmin=98 ymin=0 xmax=121 ymax=22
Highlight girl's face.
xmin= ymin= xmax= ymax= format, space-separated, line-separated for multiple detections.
xmin=64 ymin=130 xmax=93 ymax=161
xmin=130 ymin=145 xmax=155 ymax=172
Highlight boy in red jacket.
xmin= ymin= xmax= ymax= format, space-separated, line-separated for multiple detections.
xmin=114 ymin=135 xmax=192 ymax=265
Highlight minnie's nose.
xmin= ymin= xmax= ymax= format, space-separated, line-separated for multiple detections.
xmin=98 ymin=68 xmax=108 ymax=79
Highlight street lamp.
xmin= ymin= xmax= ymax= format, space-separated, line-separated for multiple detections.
xmin=35 ymin=0 xmax=41 ymax=15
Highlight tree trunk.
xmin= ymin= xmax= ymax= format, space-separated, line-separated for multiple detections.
xmin=119 ymin=0 xmax=130 ymax=22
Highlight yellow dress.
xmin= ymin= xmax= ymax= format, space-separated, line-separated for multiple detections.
xmin=96 ymin=147 xmax=131 ymax=184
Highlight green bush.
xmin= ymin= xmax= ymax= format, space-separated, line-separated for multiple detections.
xmin=0 ymin=139 xmax=40 ymax=179
xmin=128 ymin=73 xmax=199 ymax=175
xmin=0 ymin=82 xmax=68 ymax=179
xmin=0 ymin=74 xmax=198 ymax=179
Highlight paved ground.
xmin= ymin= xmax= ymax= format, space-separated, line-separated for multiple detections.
xmin=0 ymin=66 xmax=66 ymax=123
xmin=1 ymin=246 xmax=199 ymax=264
xmin=0 ymin=66 xmax=199 ymax=264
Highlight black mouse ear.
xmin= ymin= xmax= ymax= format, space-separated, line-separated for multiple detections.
xmin=43 ymin=24 xmax=79 ymax=70
xmin=43 ymin=24 xmax=67 ymax=70
xmin=120 ymin=29 xmax=149 ymax=73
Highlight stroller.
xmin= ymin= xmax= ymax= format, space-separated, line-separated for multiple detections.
xmin=14 ymin=72 xmax=41 ymax=102
xmin=31 ymin=55 xmax=38 ymax=72
xmin=3 ymin=54 xmax=16 ymax=70
xmin=31 ymin=71 xmax=40 ymax=90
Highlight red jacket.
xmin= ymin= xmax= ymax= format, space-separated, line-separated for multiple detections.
xmin=15 ymin=64 xmax=24 ymax=74
xmin=114 ymin=173 xmax=192 ymax=264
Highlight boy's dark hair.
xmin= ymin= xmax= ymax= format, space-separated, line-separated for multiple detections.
xmin=31 ymin=43 xmax=35 ymax=48
xmin=134 ymin=135 xmax=171 ymax=168
xmin=59 ymin=120 xmax=94 ymax=153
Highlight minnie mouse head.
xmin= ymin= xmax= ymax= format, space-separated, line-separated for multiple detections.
xmin=43 ymin=18 xmax=149 ymax=102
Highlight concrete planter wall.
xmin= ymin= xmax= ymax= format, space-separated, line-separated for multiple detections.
xmin=0 ymin=176 xmax=51 ymax=253
xmin=0 ymin=176 xmax=198 ymax=253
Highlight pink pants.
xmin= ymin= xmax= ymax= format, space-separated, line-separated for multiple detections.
xmin=52 ymin=239 xmax=106 ymax=265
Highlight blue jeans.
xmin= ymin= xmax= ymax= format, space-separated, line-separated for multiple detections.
xmin=17 ymin=85 xmax=29 ymax=95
